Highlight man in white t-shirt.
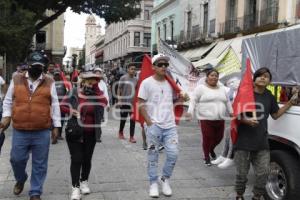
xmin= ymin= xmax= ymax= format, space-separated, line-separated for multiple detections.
xmin=138 ymin=54 xmax=179 ymax=198
xmin=94 ymin=68 xmax=110 ymax=142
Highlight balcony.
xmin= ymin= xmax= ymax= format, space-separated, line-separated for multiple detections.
xmin=259 ymin=6 xmax=279 ymax=26
xmin=178 ymin=25 xmax=208 ymax=44
xmin=219 ymin=18 xmax=242 ymax=36
xmin=219 ymin=6 xmax=279 ymax=37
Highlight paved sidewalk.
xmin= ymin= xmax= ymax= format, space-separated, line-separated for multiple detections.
xmin=0 ymin=109 xmax=254 ymax=200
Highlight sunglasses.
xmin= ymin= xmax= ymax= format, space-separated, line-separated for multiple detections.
xmin=156 ymin=63 xmax=169 ymax=68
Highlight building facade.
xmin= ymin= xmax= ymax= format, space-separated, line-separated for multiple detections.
xmin=33 ymin=11 xmax=65 ymax=64
xmin=102 ymin=0 xmax=153 ymax=68
xmin=151 ymin=0 xmax=300 ymax=63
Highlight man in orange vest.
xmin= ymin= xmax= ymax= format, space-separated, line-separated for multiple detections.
xmin=0 ymin=51 xmax=61 ymax=200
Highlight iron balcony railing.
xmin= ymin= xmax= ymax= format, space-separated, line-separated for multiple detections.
xmin=259 ymin=6 xmax=279 ymax=26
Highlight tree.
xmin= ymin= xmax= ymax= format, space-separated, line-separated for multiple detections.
xmin=0 ymin=0 xmax=37 ymax=63
xmin=14 ymin=0 xmax=142 ymax=31
xmin=1 ymin=0 xmax=142 ymax=63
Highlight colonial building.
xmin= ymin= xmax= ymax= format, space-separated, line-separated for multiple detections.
xmin=85 ymin=15 xmax=101 ymax=66
xmin=102 ymin=0 xmax=153 ymax=68
xmin=152 ymin=0 xmax=300 ymax=67
xmin=33 ymin=10 xmax=65 ymax=64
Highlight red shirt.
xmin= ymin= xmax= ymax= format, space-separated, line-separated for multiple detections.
xmin=60 ymin=84 xmax=107 ymax=133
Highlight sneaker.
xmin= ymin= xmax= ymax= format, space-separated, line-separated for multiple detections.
xmin=204 ymin=159 xmax=212 ymax=166
xmin=80 ymin=180 xmax=90 ymax=194
xmin=71 ymin=187 xmax=81 ymax=200
xmin=211 ymin=156 xmax=226 ymax=165
xmin=210 ymin=151 xmax=217 ymax=160
xmin=118 ymin=132 xmax=125 ymax=140
xmin=129 ymin=137 xmax=137 ymax=143
xmin=159 ymin=176 xmax=172 ymax=196
xmin=218 ymin=158 xmax=234 ymax=169
xmin=57 ymin=136 xmax=64 ymax=140
xmin=149 ymin=182 xmax=159 ymax=198
xmin=158 ymin=145 xmax=164 ymax=152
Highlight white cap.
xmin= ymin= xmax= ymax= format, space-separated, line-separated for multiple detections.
xmin=93 ymin=67 xmax=103 ymax=73
xmin=152 ymin=54 xmax=170 ymax=64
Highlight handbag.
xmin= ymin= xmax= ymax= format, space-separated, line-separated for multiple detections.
xmin=65 ymin=89 xmax=87 ymax=142
xmin=65 ymin=116 xmax=84 ymax=142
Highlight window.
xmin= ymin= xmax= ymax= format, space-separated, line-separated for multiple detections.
xmin=143 ymin=33 xmax=151 ymax=47
xmin=296 ymin=0 xmax=300 ymax=18
xmin=187 ymin=11 xmax=192 ymax=39
xmin=36 ymin=31 xmax=46 ymax=43
xmin=144 ymin=6 xmax=152 ymax=20
xmin=170 ymin=21 xmax=174 ymax=42
xmin=203 ymin=3 xmax=209 ymax=34
xmin=275 ymin=85 xmax=300 ymax=106
xmin=134 ymin=32 xmax=140 ymax=46
xmin=163 ymin=23 xmax=167 ymax=40
xmin=158 ymin=26 xmax=161 ymax=39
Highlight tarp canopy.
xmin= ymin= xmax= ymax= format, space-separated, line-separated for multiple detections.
xmin=242 ymin=24 xmax=300 ymax=85
xmin=193 ymin=39 xmax=234 ymax=69
xmin=179 ymin=42 xmax=216 ymax=62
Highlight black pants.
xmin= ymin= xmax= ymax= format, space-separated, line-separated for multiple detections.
xmin=119 ymin=105 xmax=135 ymax=137
xmin=67 ymin=133 xmax=96 ymax=187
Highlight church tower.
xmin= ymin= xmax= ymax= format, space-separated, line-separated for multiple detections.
xmin=85 ymin=15 xmax=98 ymax=65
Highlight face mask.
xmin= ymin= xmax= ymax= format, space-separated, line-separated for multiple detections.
xmin=83 ymin=86 xmax=95 ymax=95
xmin=28 ymin=65 xmax=43 ymax=79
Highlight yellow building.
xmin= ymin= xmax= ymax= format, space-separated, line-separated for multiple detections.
xmin=33 ymin=11 xmax=66 ymax=64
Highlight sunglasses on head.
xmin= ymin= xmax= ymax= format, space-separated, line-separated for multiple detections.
xmin=156 ymin=63 xmax=169 ymax=68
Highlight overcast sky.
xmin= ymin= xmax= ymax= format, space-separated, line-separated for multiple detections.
xmin=64 ymin=8 xmax=105 ymax=60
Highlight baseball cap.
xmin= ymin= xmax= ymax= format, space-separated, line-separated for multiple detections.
xmin=80 ymin=71 xmax=101 ymax=79
xmin=93 ymin=67 xmax=103 ymax=73
xmin=27 ymin=52 xmax=47 ymax=66
xmin=152 ymin=54 xmax=170 ymax=64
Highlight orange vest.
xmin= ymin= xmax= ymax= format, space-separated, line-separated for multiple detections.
xmin=12 ymin=74 xmax=53 ymax=130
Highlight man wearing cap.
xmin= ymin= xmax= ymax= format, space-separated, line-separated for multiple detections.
xmin=53 ymin=69 xmax=68 ymax=142
xmin=117 ymin=63 xmax=137 ymax=143
xmin=94 ymin=68 xmax=109 ymax=142
xmin=0 ymin=51 xmax=61 ymax=200
xmin=138 ymin=54 xmax=179 ymax=198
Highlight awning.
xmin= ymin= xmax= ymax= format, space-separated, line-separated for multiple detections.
xmin=178 ymin=43 xmax=216 ymax=62
xmin=192 ymin=39 xmax=234 ymax=69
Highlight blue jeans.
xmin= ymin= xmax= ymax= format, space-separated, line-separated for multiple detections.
xmin=146 ymin=124 xmax=178 ymax=184
xmin=10 ymin=129 xmax=50 ymax=197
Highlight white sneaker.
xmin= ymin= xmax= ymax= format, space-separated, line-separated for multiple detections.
xmin=211 ymin=156 xmax=226 ymax=165
xmin=159 ymin=177 xmax=172 ymax=196
xmin=149 ymin=182 xmax=159 ymax=198
xmin=80 ymin=181 xmax=91 ymax=194
xmin=71 ymin=187 xmax=81 ymax=200
xmin=218 ymin=158 xmax=234 ymax=169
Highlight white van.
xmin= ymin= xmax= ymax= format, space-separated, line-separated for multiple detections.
xmin=266 ymin=86 xmax=300 ymax=200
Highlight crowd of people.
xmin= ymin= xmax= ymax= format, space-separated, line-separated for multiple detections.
xmin=0 ymin=51 xmax=299 ymax=200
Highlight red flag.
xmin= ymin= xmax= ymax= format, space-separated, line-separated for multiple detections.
xmin=60 ymin=71 xmax=72 ymax=92
xmin=231 ymin=58 xmax=256 ymax=144
xmin=132 ymin=55 xmax=154 ymax=124
xmin=71 ymin=69 xmax=79 ymax=82
xmin=132 ymin=54 xmax=184 ymax=125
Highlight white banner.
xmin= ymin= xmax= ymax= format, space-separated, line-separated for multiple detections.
xmin=158 ymin=39 xmax=201 ymax=97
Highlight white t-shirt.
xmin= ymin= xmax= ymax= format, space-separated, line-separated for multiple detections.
xmin=187 ymin=84 xmax=232 ymax=120
xmin=138 ymin=76 xmax=176 ymax=129
xmin=98 ymin=80 xmax=109 ymax=107
xmin=0 ymin=76 xmax=5 ymax=99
